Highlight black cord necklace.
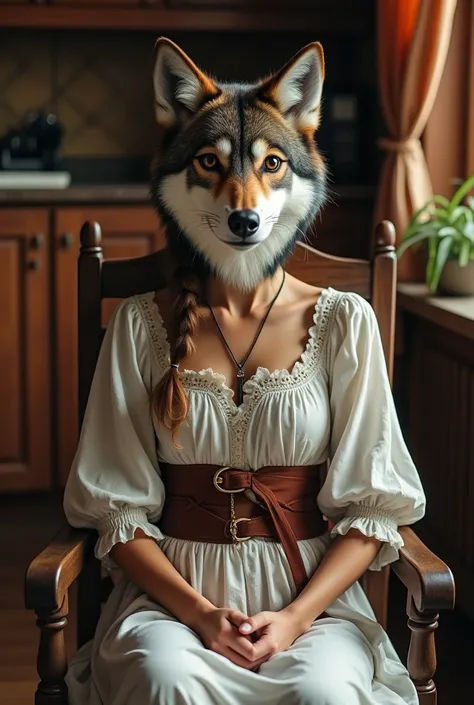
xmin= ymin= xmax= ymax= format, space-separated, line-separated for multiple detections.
xmin=206 ymin=269 xmax=286 ymax=405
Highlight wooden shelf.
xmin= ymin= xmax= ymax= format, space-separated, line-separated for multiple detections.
xmin=397 ymin=283 xmax=474 ymax=342
xmin=0 ymin=6 xmax=370 ymax=32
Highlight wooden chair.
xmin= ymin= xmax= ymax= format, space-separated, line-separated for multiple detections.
xmin=25 ymin=219 xmax=455 ymax=705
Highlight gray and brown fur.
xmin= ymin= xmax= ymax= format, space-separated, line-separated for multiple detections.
xmin=151 ymin=38 xmax=327 ymax=291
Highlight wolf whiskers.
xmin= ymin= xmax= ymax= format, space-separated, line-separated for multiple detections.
xmin=272 ymin=221 xmax=310 ymax=244
xmin=194 ymin=209 xmax=221 ymax=223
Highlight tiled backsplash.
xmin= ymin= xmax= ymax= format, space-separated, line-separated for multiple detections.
xmin=0 ymin=30 xmax=157 ymax=157
xmin=0 ymin=29 xmax=375 ymax=160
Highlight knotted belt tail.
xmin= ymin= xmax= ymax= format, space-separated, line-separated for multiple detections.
xmin=159 ymin=463 xmax=327 ymax=594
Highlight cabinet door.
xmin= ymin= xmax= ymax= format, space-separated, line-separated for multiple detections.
xmin=0 ymin=210 xmax=51 ymax=492
xmin=54 ymin=206 xmax=166 ymax=486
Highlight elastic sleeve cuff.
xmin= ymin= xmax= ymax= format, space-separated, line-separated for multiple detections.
xmin=95 ymin=506 xmax=164 ymax=570
xmin=330 ymin=504 xmax=403 ymax=571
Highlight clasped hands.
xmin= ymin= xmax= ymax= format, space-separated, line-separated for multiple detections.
xmin=194 ymin=606 xmax=309 ymax=671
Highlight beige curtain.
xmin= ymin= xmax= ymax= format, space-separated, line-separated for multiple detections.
xmin=375 ymin=0 xmax=457 ymax=281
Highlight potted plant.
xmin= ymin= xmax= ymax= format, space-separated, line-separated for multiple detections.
xmin=397 ymin=173 xmax=474 ymax=294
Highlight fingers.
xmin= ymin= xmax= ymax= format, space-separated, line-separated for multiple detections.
xmin=216 ymin=646 xmax=256 ymax=670
xmin=250 ymin=633 xmax=277 ymax=661
xmin=227 ymin=610 xmax=250 ymax=628
xmin=225 ymin=631 xmax=256 ymax=660
xmin=217 ymin=646 xmax=271 ymax=671
xmin=212 ymin=618 xmax=256 ymax=660
xmin=238 ymin=611 xmax=270 ymax=636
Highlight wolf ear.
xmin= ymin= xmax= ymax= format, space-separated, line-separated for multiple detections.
xmin=260 ymin=43 xmax=324 ymax=129
xmin=153 ymin=38 xmax=219 ymax=128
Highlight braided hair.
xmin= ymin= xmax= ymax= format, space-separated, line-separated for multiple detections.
xmin=152 ymin=266 xmax=203 ymax=445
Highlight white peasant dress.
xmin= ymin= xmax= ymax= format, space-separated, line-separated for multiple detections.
xmin=63 ymin=287 xmax=426 ymax=705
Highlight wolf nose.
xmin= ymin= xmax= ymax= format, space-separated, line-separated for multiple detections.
xmin=228 ymin=210 xmax=260 ymax=239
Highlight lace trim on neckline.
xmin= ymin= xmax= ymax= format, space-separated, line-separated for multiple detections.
xmin=135 ymin=287 xmax=340 ymax=398
xmin=135 ymin=287 xmax=341 ymax=467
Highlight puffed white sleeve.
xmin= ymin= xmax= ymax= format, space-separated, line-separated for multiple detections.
xmin=317 ymin=292 xmax=426 ymax=570
xmin=63 ymin=297 xmax=165 ymax=570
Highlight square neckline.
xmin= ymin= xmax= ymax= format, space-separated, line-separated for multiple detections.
xmin=139 ymin=286 xmax=339 ymax=413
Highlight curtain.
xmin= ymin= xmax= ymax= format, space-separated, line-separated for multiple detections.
xmin=375 ymin=0 xmax=457 ymax=281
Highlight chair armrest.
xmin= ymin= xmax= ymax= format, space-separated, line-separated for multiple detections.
xmin=25 ymin=523 xmax=96 ymax=614
xmin=391 ymin=526 xmax=455 ymax=613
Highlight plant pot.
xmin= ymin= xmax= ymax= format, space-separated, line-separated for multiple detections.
xmin=439 ymin=260 xmax=474 ymax=295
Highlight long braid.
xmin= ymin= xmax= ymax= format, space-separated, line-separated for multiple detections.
xmin=152 ymin=266 xmax=203 ymax=445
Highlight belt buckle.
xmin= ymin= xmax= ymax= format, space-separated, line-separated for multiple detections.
xmin=230 ymin=517 xmax=252 ymax=542
xmin=213 ymin=466 xmax=246 ymax=494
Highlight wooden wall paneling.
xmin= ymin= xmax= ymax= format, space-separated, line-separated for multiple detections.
xmin=405 ymin=315 xmax=474 ymax=619
xmin=423 ymin=0 xmax=472 ymax=194
xmin=466 ymin=0 xmax=474 ymax=175
xmin=54 ymin=206 xmax=165 ymax=487
xmin=0 ymin=209 xmax=51 ymax=492
xmin=0 ymin=4 xmax=372 ymax=31
xmin=310 ymin=195 xmax=375 ymax=260
xmin=467 ymin=371 xmax=474 ymax=574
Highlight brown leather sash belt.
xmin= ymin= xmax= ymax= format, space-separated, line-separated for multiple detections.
xmin=159 ymin=463 xmax=327 ymax=594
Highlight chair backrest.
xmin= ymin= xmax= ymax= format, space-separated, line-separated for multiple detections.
xmin=76 ymin=219 xmax=397 ymax=644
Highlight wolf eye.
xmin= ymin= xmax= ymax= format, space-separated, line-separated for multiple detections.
xmin=196 ymin=153 xmax=219 ymax=171
xmin=264 ymin=155 xmax=282 ymax=172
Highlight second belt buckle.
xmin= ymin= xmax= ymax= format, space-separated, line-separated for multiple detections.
xmin=230 ymin=516 xmax=252 ymax=542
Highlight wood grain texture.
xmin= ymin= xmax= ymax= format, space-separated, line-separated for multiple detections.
xmin=54 ymin=206 xmax=165 ymax=486
xmin=25 ymin=526 xmax=95 ymax=615
xmin=467 ymin=0 xmax=474 ymax=175
xmin=393 ymin=528 xmax=455 ymax=613
xmin=422 ymin=0 xmax=472 ymax=196
xmin=400 ymin=307 xmax=474 ymax=621
xmin=398 ymin=283 xmax=474 ymax=343
xmin=371 ymin=221 xmax=396 ymax=382
xmin=285 ymin=242 xmax=371 ymax=297
xmin=0 ymin=209 xmax=51 ymax=492
xmin=0 ymin=5 xmax=371 ymax=32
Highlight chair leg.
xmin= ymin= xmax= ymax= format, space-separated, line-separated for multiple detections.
xmin=35 ymin=598 xmax=69 ymax=705
xmin=406 ymin=597 xmax=438 ymax=705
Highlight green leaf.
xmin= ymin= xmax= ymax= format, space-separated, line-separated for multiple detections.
xmin=463 ymin=221 xmax=474 ymax=242
xmin=404 ymin=195 xmax=452 ymax=233
xmin=397 ymin=230 xmax=435 ymax=257
xmin=428 ymin=236 xmax=454 ymax=293
xmin=467 ymin=196 xmax=474 ymax=212
xmin=452 ymin=205 xmax=474 ymax=222
xmin=426 ymin=237 xmax=438 ymax=286
xmin=449 ymin=174 xmax=474 ymax=210
xmin=459 ymin=240 xmax=471 ymax=266
xmin=438 ymin=226 xmax=459 ymax=237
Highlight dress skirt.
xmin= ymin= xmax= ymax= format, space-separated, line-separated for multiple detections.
xmin=65 ymin=533 xmax=418 ymax=705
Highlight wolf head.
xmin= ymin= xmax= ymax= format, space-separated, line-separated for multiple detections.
xmin=151 ymin=38 xmax=327 ymax=291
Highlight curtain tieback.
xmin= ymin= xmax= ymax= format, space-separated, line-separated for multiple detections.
xmin=377 ymin=137 xmax=419 ymax=152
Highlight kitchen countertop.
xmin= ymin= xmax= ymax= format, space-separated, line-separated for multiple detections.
xmin=0 ymin=182 xmax=376 ymax=206
xmin=0 ymin=184 xmax=152 ymax=205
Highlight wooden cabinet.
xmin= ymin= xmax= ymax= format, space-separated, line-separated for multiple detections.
xmin=0 ymin=210 xmax=51 ymax=492
xmin=397 ymin=285 xmax=474 ymax=620
xmin=0 ymin=204 xmax=164 ymax=492
xmin=54 ymin=206 xmax=165 ymax=485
